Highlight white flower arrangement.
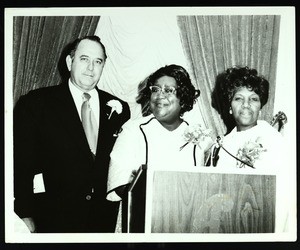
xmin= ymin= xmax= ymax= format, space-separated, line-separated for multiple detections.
xmin=180 ymin=124 xmax=212 ymax=150
xmin=107 ymin=100 xmax=123 ymax=119
xmin=236 ymin=137 xmax=267 ymax=168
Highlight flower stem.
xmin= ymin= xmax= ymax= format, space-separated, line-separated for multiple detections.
xmin=220 ymin=145 xmax=255 ymax=168
xmin=179 ymin=142 xmax=189 ymax=151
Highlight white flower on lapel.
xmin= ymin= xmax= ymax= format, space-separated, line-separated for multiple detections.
xmin=107 ymin=100 xmax=123 ymax=119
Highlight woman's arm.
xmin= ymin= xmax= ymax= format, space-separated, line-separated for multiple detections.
xmin=106 ymin=120 xmax=143 ymax=201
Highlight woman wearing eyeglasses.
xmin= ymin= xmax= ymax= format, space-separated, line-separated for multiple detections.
xmin=106 ymin=64 xmax=211 ymax=202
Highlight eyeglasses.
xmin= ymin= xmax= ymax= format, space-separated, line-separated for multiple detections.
xmin=149 ymin=85 xmax=177 ymax=96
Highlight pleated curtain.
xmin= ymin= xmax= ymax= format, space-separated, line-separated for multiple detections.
xmin=13 ymin=15 xmax=281 ymax=137
xmin=177 ymin=15 xmax=281 ymax=136
xmin=13 ymin=16 xmax=100 ymax=105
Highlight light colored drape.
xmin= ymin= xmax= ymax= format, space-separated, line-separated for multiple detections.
xmin=94 ymin=16 xmax=202 ymax=121
xmin=177 ymin=15 xmax=280 ymax=136
xmin=13 ymin=16 xmax=100 ymax=105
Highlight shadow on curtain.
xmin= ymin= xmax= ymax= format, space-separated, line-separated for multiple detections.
xmin=13 ymin=16 xmax=100 ymax=105
xmin=177 ymin=15 xmax=280 ymax=136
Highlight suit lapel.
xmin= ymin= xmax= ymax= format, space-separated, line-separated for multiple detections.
xmin=98 ymin=89 xmax=110 ymax=128
xmin=54 ymin=84 xmax=94 ymax=161
xmin=54 ymin=86 xmax=117 ymax=160
xmin=97 ymin=88 xmax=111 ymax=141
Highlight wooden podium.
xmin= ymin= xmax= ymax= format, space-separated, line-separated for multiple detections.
xmin=124 ymin=166 xmax=276 ymax=233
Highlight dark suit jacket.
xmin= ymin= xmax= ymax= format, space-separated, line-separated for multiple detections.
xmin=13 ymin=83 xmax=130 ymax=232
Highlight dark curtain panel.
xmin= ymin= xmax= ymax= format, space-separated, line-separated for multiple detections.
xmin=13 ymin=16 xmax=100 ymax=105
xmin=177 ymin=15 xmax=280 ymax=136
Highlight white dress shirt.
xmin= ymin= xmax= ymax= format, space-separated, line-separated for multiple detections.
xmin=68 ymin=80 xmax=100 ymax=127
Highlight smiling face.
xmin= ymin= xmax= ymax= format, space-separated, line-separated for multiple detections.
xmin=150 ymin=75 xmax=182 ymax=130
xmin=66 ymin=39 xmax=105 ymax=92
xmin=231 ymin=87 xmax=262 ymax=131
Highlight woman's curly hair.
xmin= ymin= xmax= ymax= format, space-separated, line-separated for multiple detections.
xmin=136 ymin=64 xmax=200 ymax=116
xmin=212 ymin=66 xmax=269 ymax=133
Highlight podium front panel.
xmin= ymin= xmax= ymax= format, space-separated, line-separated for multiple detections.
xmin=150 ymin=171 xmax=275 ymax=233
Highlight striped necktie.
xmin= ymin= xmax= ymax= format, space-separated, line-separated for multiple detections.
xmin=81 ymin=92 xmax=98 ymax=155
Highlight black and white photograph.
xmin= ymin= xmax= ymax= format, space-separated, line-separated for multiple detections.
xmin=4 ymin=6 xmax=296 ymax=243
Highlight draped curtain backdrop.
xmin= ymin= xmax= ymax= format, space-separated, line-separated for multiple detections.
xmin=13 ymin=16 xmax=100 ymax=105
xmin=94 ymin=16 xmax=189 ymax=120
xmin=13 ymin=15 xmax=281 ymax=137
xmin=177 ymin=15 xmax=280 ymax=136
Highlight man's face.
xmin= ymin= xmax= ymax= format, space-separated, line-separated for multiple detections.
xmin=66 ymin=39 xmax=105 ymax=92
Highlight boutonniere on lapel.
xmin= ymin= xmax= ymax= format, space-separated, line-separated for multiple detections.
xmin=106 ymin=100 xmax=123 ymax=119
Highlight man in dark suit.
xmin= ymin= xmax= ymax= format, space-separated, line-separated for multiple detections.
xmin=13 ymin=35 xmax=130 ymax=233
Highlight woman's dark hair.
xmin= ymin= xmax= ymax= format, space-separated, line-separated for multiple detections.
xmin=212 ymin=66 xmax=269 ymax=133
xmin=136 ymin=64 xmax=200 ymax=116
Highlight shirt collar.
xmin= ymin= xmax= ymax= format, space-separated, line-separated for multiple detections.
xmin=68 ymin=79 xmax=98 ymax=100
